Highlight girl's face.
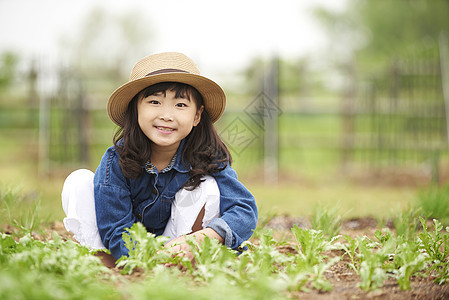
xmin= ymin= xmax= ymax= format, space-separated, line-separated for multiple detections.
xmin=137 ymin=89 xmax=203 ymax=151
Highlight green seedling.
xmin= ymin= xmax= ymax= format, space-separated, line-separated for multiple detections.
xmin=418 ymin=217 xmax=449 ymax=284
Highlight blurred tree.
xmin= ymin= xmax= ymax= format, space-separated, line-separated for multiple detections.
xmin=315 ymin=0 xmax=449 ymax=76
xmin=59 ymin=6 xmax=153 ymax=94
xmin=0 ymin=52 xmax=19 ymax=93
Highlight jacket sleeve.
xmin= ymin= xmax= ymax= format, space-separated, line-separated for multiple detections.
xmin=207 ymin=165 xmax=258 ymax=250
xmin=93 ymin=147 xmax=136 ymax=259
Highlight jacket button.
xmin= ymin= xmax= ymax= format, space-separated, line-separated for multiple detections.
xmin=152 ymin=188 xmax=157 ymax=195
xmin=137 ymin=213 xmax=142 ymax=219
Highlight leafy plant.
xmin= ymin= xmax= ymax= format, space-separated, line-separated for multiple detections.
xmin=291 ymin=225 xmax=334 ymax=267
xmin=185 ymin=234 xmax=237 ymax=281
xmin=392 ymin=239 xmax=428 ymax=290
xmin=116 ymin=222 xmax=170 ymax=274
xmin=340 ymin=234 xmax=362 ymax=273
xmin=311 ymin=204 xmax=343 ymax=240
xmin=418 ymin=217 xmax=449 ymax=284
xmin=417 ymin=185 xmax=449 ymax=225
xmin=350 ymin=233 xmax=395 ymax=291
xmin=287 ymin=225 xmax=339 ymax=292
xmin=0 ymin=184 xmax=43 ymax=235
xmin=392 ymin=206 xmax=422 ymax=241
xmin=0 ymin=231 xmax=117 ymax=300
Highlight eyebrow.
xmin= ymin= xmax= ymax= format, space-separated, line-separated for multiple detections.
xmin=148 ymin=91 xmax=191 ymax=101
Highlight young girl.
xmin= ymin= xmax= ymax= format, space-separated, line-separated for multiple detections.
xmin=62 ymin=52 xmax=258 ymax=263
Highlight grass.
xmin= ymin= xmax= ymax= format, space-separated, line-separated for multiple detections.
xmin=250 ymin=182 xmax=417 ymax=220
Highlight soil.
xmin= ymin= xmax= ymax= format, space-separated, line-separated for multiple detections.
xmin=24 ymin=219 xmax=449 ymax=300
xmin=265 ymin=215 xmax=449 ymax=300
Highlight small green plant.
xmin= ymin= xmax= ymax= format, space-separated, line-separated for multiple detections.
xmin=311 ymin=204 xmax=343 ymax=240
xmin=291 ymin=225 xmax=332 ymax=267
xmin=0 ymin=231 xmax=117 ymax=300
xmin=417 ymin=185 xmax=449 ymax=225
xmin=239 ymin=228 xmax=291 ymax=275
xmin=0 ymin=184 xmax=43 ymax=235
xmin=116 ymin=222 xmax=170 ymax=274
xmin=391 ymin=239 xmax=428 ymax=290
xmin=287 ymin=225 xmax=339 ymax=292
xmin=392 ymin=206 xmax=422 ymax=241
xmin=339 ymin=234 xmax=360 ymax=273
xmin=418 ymin=217 xmax=449 ymax=284
xmin=185 ymin=234 xmax=237 ymax=281
xmin=344 ymin=233 xmax=395 ymax=291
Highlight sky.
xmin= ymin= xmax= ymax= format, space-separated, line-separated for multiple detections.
xmin=0 ymin=0 xmax=347 ymax=79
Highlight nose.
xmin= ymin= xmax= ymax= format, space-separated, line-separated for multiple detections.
xmin=159 ymin=105 xmax=174 ymax=121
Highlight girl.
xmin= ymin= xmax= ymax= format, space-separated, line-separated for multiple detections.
xmin=62 ymin=52 xmax=258 ymax=264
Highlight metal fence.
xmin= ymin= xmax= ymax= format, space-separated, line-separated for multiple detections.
xmin=7 ymin=35 xmax=447 ymax=183
xmin=344 ymin=37 xmax=449 ymax=183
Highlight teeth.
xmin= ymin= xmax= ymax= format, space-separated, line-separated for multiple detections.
xmin=156 ymin=126 xmax=174 ymax=131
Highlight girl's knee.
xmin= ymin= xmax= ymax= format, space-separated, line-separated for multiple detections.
xmin=61 ymin=169 xmax=95 ymax=213
xmin=63 ymin=169 xmax=94 ymax=189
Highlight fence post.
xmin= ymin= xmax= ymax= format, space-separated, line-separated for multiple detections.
xmin=264 ymin=57 xmax=279 ymax=185
xmin=76 ymin=78 xmax=89 ymax=165
xmin=341 ymin=59 xmax=356 ymax=172
xmin=440 ymin=31 xmax=449 ymax=146
xmin=38 ymin=68 xmax=51 ymax=178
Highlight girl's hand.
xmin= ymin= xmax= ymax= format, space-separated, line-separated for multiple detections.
xmin=164 ymin=235 xmax=194 ymax=264
xmin=163 ymin=228 xmax=224 ymax=267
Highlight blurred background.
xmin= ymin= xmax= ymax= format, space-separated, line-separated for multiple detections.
xmin=1 ymin=0 xmax=449 ymax=226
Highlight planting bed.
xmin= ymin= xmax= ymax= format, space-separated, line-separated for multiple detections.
xmin=266 ymin=216 xmax=449 ymax=299
xmin=1 ymin=215 xmax=448 ymax=300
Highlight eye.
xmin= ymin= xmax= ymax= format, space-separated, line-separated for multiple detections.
xmin=146 ymin=99 xmax=160 ymax=105
xmin=175 ymin=102 xmax=188 ymax=108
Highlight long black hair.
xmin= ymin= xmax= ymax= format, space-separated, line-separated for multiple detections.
xmin=113 ymin=82 xmax=231 ymax=190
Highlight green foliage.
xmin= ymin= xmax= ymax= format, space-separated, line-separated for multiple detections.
xmin=341 ymin=231 xmax=394 ymax=291
xmin=392 ymin=239 xmax=428 ymax=290
xmin=0 ymin=232 xmax=117 ymax=300
xmin=311 ymin=204 xmax=343 ymax=240
xmin=0 ymin=184 xmax=43 ymax=236
xmin=116 ymin=222 xmax=170 ymax=274
xmin=1 ymin=208 xmax=449 ymax=298
xmin=340 ymin=234 xmax=360 ymax=273
xmin=357 ymin=235 xmax=394 ymax=291
xmin=185 ymin=234 xmax=237 ymax=281
xmin=287 ymin=225 xmax=340 ymax=292
xmin=291 ymin=225 xmax=331 ymax=267
xmin=0 ymin=52 xmax=18 ymax=91
xmin=392 ymin=206 xmax=422 ymax=240
xmin=417 ymin=185 xmax=449 ymax=225
xmin=315 ymin=0 xmax=449 ymax=73
xmin=418 ymin=218 xmax=449 ymax=284
xmin=339 ymin=218 xmax=448 ymax=292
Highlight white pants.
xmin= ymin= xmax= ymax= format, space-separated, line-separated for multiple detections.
xmin=61 ymin=169 xmax=220 ymax=250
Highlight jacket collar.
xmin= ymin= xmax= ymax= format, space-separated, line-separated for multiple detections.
xmin=142 ymin=138 xmax=190 ymax=174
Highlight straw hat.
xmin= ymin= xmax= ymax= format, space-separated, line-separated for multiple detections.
xmin=107 ymin=52 xmax=226 ymax=126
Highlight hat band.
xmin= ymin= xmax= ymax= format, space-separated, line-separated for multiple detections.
xmin=146 ymin=68 xmax=189 ymax=76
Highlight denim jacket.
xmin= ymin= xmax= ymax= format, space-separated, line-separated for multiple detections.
xmin=93 ymin=140 xmax=258 ymax=259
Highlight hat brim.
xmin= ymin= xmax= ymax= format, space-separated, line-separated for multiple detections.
xmin=107 ymin=72 xmax=226 ymax=126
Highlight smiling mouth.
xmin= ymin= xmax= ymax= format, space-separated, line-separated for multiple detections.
xmin=155 ymin=126 xmax=175 ymax=132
